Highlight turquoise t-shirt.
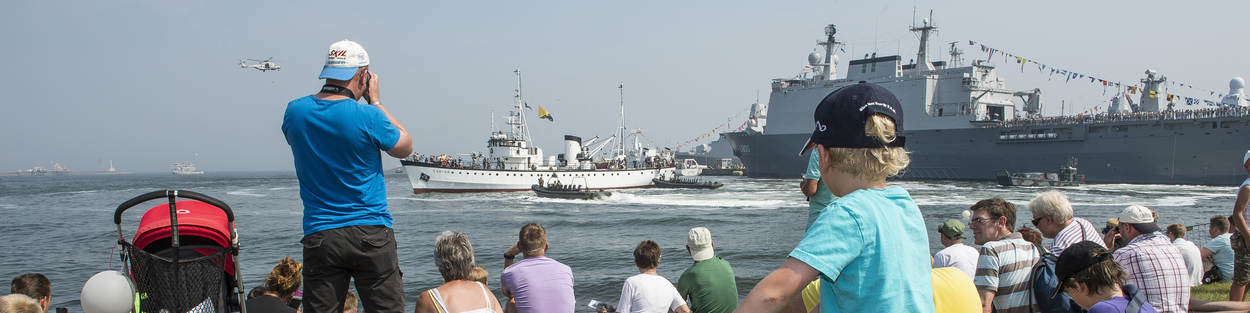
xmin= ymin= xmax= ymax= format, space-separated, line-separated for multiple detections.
xmin=789 ymin=187 xmax=935 ymax=313
xmin=1206 ymin=233 xmax=1234 ymax=281
xmin=282 ymin=95 xmax=401 ymax=236
xmin=805 ymin=152 xmax=835 ymax=228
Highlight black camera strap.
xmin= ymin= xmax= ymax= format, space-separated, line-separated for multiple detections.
xmin=320 ymin=85 xmax=356 ymax=99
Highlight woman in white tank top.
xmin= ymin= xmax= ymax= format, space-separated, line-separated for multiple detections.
xmin=416 ymin=231 xmax=504 ymax=313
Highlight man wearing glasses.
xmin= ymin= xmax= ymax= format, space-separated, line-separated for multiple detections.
xmin=1018 ymin=190 xmax=1105 ymax=256
xmin=968 ymin=198 xmax=1040 ymax=313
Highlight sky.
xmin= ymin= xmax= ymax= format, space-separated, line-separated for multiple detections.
xmin=4 ymin=0 xmax=1248 ymax=172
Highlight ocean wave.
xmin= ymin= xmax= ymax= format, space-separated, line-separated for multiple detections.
xmin=226 ymin=189 xmax=267 ymax=197
xmin=267 ymin=187 xmax=296 ymax=191
xmin=520 ymin=192 xmax=793 ymax=209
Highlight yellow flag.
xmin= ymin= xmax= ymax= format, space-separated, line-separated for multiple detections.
xmin=537 ymin=106 xmax=554 ymax=122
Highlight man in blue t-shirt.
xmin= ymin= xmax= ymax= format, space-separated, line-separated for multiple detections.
xmin=282 ymin=39 xmax=412 ymax=313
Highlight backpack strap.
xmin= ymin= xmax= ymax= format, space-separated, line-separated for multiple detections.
xmin=1125 ymin=287 xmax=1148 ymax=313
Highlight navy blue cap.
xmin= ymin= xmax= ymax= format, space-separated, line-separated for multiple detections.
xmin=1053 ymin=241 xmax=1110 ymax=298
xmin=799 ymin=82 xmax=905 ymax=155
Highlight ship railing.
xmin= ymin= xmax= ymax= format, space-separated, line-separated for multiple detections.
xmin=986 ymin=106 xmax=1250 ymax=128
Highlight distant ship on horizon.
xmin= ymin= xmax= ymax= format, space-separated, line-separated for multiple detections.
xmin=171 ymin=162 xmax=204 ymax=175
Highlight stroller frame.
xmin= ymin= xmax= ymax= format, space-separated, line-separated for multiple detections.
xmin=113 ymin=190 xmax=248 ymax=313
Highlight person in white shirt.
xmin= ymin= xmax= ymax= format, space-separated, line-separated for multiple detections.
xmin=602 ymin=240 xmax=691 ymax=313
xmin=1165 ymin=223 xmax=1204 ymax=286
xmin=933 ymin=219 xmax=979 ymax=279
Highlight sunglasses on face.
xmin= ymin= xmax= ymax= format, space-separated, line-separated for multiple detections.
xmin=971 ymin=217 xmax=993 ymax=225
xmin=1032 ymin=216 xmax=1044 ymax=227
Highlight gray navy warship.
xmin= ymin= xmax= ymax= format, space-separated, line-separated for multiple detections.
xmin=724 ymin=18 xmax=1250 ymax=185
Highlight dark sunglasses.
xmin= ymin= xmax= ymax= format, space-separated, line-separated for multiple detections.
xmin=1031 ymin=216 xmax=1044 ymax=226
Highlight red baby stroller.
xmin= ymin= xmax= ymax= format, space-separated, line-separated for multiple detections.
xmin=113 ymin=190 xmax=247 ymax=313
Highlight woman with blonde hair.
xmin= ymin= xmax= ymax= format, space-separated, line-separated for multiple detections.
xmin=736 ymin=83 xmax=933 ymax=313
xmin=415 ymin=231 xmax=503 ymax=313
xmin=245 ymin=256 xmax=303 ymax=313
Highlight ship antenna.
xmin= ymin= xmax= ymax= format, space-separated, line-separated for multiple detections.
xmin=617 ymin=82 xmax=626 ymax=163
xmin=512 ymin=68 xmax=531 ymax=142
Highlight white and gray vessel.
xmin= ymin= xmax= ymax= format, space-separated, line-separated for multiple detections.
xmin=402 ymin=70 xmax=676 ymax=193
xmin=724 ymin=18 xmax=1250 ymax=185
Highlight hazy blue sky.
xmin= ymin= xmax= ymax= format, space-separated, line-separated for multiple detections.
xmin=4 ymin=0 xmax=1247 ymax=172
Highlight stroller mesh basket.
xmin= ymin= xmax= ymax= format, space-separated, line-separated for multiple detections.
xmin=114 ymin=190 xmax=246 ymax=313
xmin=123 ymin=241 xmax=229 ymax=313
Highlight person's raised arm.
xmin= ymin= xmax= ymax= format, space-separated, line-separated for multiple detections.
xmin=1233 ymin=187 xmax=1250 ymax=250
xmin=363 ymin=72 xmax=412 ymax=158
xmin=735 ymin=258 xmax=819 ymax=313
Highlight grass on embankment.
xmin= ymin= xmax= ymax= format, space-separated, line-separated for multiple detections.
xmin=1193 ymin=282 xmax=1233 ymax=302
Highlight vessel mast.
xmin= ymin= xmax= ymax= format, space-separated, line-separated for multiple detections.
xmin=816 ymin=24 xmax=840 ymax=80
xmin=909 ymin=12 xmax=937 ymax=71
xmin=616 ymin=83 xmax=626 ymax=161
xmin=510 ymin=68 xmax=531 ymax=142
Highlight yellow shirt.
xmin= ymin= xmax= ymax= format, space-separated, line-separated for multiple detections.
xmin=931 ymin=267 xmax=981 ymax=313
xmin=801 ymin=280 xmax=820 ymax=312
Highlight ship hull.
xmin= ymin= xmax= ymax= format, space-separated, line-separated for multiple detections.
xmin=402 ymin=160 xmax=676 ymax=193
xmin=725 ymin=117 xmax=1250 ymax=185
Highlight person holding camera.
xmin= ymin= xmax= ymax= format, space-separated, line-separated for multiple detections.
xmin=283 ymin=39 xmax=413 ymax=313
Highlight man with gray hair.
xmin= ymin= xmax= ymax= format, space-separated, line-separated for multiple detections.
xmin=1018 ymin=190 xmax=1104 ymax=255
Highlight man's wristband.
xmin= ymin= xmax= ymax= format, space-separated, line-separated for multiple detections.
xmin=504 ymin=253 xmax=516 ymax=260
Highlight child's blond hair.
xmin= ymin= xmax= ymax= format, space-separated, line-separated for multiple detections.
xmin=821 ymin=114 xmax=910 ymax=178
xmin=469 ymin=264 xmax=489 ymax=286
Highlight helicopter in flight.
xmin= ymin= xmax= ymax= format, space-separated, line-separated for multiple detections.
xmin=239 ymin=57 xmax=281 ymax=72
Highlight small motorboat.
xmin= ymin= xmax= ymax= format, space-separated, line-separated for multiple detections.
xmin=531 ymin=184 xmax=612 ymax=200
xmin=652 ymin=177 xmax=723 ymax=189
xmin=996 ymin=157 xmax=1084 ymax=187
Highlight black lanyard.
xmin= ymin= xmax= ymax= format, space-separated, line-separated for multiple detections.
xmin=320 ymin=85 xmax=356 ymax=99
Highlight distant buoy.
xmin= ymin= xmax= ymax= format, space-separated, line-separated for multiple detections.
xmin=81 ymin=270 xmax=135 ymax=313
xmin=960 ymin=210 xmax=972 ymax=220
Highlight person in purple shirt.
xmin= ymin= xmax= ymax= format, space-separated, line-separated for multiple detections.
xmin=501 ymin=223 xmax=575 ymax=313
xmin=1055 ymin=241 xmax=1157 ymax=313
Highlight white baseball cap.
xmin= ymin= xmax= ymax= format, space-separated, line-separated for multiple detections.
xmin=1243 ymin=149 xmax=1249 ymax=166
xmin=319 ymin=39 xmax=370 ymax=81
xmin=1118 ymin=204 xmax=1160 ymax=233
xmin=687 ymin=227 xmax=715 ymax=261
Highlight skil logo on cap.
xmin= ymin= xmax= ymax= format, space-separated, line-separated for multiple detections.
xmin=329 ymin=50 xmax=348 ymax=57
xmin=859 ymin=102 xmax=896 ymax=114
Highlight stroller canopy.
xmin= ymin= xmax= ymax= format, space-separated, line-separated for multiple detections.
xmin=133 ymin=200 xmax=236 ymax=274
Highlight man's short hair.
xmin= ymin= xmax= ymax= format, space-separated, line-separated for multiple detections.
xmin=633 ymin=240 xmax=662 ymax=270
xmin=0 ymin=294 xmax=42 ymax=313
xmin=1211 ymin=215 xmax=1231 ymax=233
xmin=1028 ymin=190 xmax=1073 ymax=223
xmin=1165 ymin=224 xmax=1186 ymax=239
xmin=518 ymin=223 xmax=548 ymax=256
xmin=971 ymin=197 xmax=1017 ymax=228
xmin=10 ymin=273 xmax=50 ymax=301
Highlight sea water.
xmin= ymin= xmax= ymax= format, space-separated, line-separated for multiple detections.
xmin=0 ymin=173 xmax=1239 ymax=312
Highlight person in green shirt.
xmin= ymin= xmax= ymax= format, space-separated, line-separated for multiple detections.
xmin=678 ymin=227 xmax=738 ymax=313
xmin=801 ymin=152 xmax=836 ymax=229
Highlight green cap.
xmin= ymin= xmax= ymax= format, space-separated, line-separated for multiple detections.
xmin=938 ymin=219 xmax=966 ymax=238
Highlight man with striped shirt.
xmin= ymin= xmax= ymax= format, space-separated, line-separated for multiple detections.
xmin=1107 ymin=205 xmax=1190 ymax=312
xmin=1020 ymin=190 xmax=1105 ymax=255
xmin=969 ymin=198 xmax=1039 ymax=313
